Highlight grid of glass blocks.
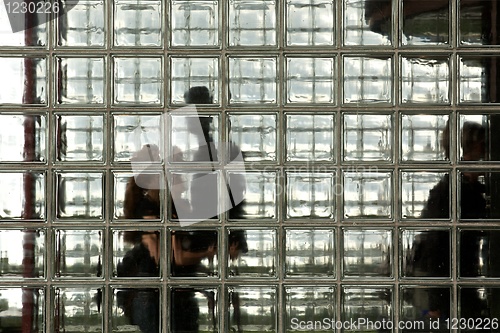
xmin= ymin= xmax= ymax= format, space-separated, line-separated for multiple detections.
xmin=1 ymin=0 xmax=500 ymax=332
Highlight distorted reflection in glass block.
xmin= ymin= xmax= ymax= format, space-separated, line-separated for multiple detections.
xmin=458 ymin=56 xmax=500 ymax=103
xmin=343 ymin=172 xmax=393 ymax=219
xmin=286 ymin=57 xmax=335 ymax=103
xmin=55 ymin=115 xmax=104 ymax=162
xmin=57 ymin=0 xmax=105 ymax=47
xmin=113 ymin=57 xmax=162 ymax=104
xmin=459 ymin=114 xmax=494 ymax=162
xmin=285 ymin=229 xmax=334 ymax=277
xmin=228 ymin=229 xmax=275 ymax=277
xmin=227 ymin=171 xmax=251 ymax=220
xmin=285 ymin=286 xmax=334 ymax=332
xmin=343 ymin=114 xmax=392 ymax=162
xmin=55 ymin=229 xmax=102 ymax=278
xmin=54 ymin=287 xmax=103 ymax=333
xmin=229 ymin=57 xmax=277 ymax=103
xmin=458 ymin=171 xmax=500 ymax=219
xmin=114 ymin=0 xmax=162 ymax=47
xmin=228 ymin=0 xmax=276 ymax=47
xmin=228 ymin=286 xmax=277 ymax=332
xmin=459 ymin=2 xmax=499 ymax=46
xmin=343 ymin=56 xmax=392 ymax=104
xmin=0 ymin=57 xmax=46 ymax=104
xmin=170 ymin=230 xmax=218 ymax=277
xmin=286 ymin=172 xmax=334 ymax=219
xmin=0 ymin=172 xmax=45 ymax=220
xmin=343 ymin=229 xmax=392 ymax=278
xmin=402 ymin=0 xmax=449 ymax=46
xmin=460 ymin=287 xmax=500 ymax=321
xmin=342 ymin=287 xmax=392 ymax=328
xmin=170 ymin=287 xmax=219 ymax=332
xmin=401 ymin=287 xmax=450 ymax=331
xmin=171 ymin=0 xmax=219 ymax=47
xmin=0 ymin=230 xmax=44 ymax=278
xmin=171 ymin=57 xmax=219 ymax=104
xmin=56 ymin=172 xmax=104 ymax=219
xmin=286 ymin=114 xmax=335 ymax=162
xmin=113 ymin=114 xmax=162 ymax=162
xmin=0 ymin=114 xmax=46 ymax=162
xmin=56 ymin=57 xmax=104 ymax=104
xmin=401 ymin=171 xmax=449 ymax=219
xmin=233 ymin=172 xmax=276 ymax=219
xmin=460 ymin=230 xmax=500 ymax=278
xmin=112 ymin=287 xmax=160 ymax=333
xmin=286 ymin=0 xmax=335 ymax=46
xmin=401 ymin=114 xmax=448 ymax=162
xmin=0 ymin=288 xmax=44 ymax=332
xmin=401 ymin=229 xmax=450 ymax=278
xmin=113 ymin=230 xmax=161 ymax=278
xmin=343 ymin=0 xmax=391 ymax=46
xmin=401 ymin=57 xmax=450 ymax=104
xmin=0 ymin=8 xmax=47 ymax=46
xmin=228 ymin=113 xmax=276 ymax=162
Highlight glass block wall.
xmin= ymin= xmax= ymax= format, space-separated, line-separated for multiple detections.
xmin=0 ymin=0 xmax=500 ymax=332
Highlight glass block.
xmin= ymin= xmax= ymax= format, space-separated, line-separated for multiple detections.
xmin=401 ymin=171 xmax=450 ymax=219
xmin=343 ymin=171 xmax=393 ymax=219
xmin=459 ymin=114 xmax=491 ymax=162
xmin=343 ymin=229 xmax=392 ymax=278
xmin=228 ymin=0 xmax=276 ymax=47
xmin=112 ymin=287 xmax=160 ymax=333
xmin=227 ymin=171 xmax=251 ymax=220
xmin=401 ymin=287 xmax=450 ymax=330
xmin=171 ymin=0 xmax=219 ymax=47
xmin=0 ymin=114 xmax=46 ymax=162
xmin=285 ymin=286 xmax=335 ymax=332
xmin=55 ymin=114 xmax=104 ymax=162
xmin=171 ymin=58 xmax=219 ymax=104
xmin=113 ymin=230 xmax=161 ymax=278
xmin=401 ymin=114 xmax=449 ymax=162
xmin=0 ymin=230 xmax=45 ymax=278
xmin=458 ymin=171 xmax=500 ymax=219
xmin=342 ymin=287 xmax=392 ymax=328
xmin=0 ymin=287 xmax=44 ymax=332
xmin=400 ymin=229 xmax=450 ymax=278
xmin=54 ymin=229 xmax=103 ymax=278
xmin=458 ymin=56 xmax=500 ymax=103
xmin=343 ymin=56 xmax=392 ymax=104
xmin=286 ymin=114 xmax=335 ymax=162
xmin=113 ymin=57 xmax=162 ymax=105
xmin=113 ymin=114 xmax=162 ymax=162
xmin=286 ymin=172 xmax=334 ymax=219
xmin=170 ymin=287 xmax=219 ymax=332
xmin=285 ymin=229 xmax=334 ymax=277
xmin=460 ymin=230 xmax=500 ymax=278
xmin=286 ymin=0 xmax=335 ymax=46
xmin=170 ymin=230 xmax=219 ymax=277
xmin=229 ymin=171 xmax=276 ymax=219
xmin=0 ymin=57 xmax=46 ymax=105
xmin=459 ymin=2 xmax=499 ymax=46
xmin=0 ymin=171 xmax=45 ymax=220
xmin=401 ymin=56 xmax=450 ymax=104
xmin=229 ymin=57 xmax=277 ymax=104
xmin=56 ymin=57 xmax=104 ymax=104
xmin=57 ymin=0 xmax=105 ymax=47
xmin=114 ymin=0 xmax=162 ymax=47
xmin=402 ymin=0 xmax=450 ymax=46
xmin=228 ymin=229 xmax=276 ymax=277
xmin=343 ymin=0 xmax=392 ymax=46
xmin=286 ymin=57 xmax=335 ymax=104
xmin=55 ymin=172 xmax=104 ymax=220
xmin=0 ymin=4 xmax=47 ymax=46
xmin=54 ymin=287 xmax=103 ymax=333
xmin=228 ymin=286 xmax=277 ymax=332
xmin=228 ymin=113 xmax=276 ymax=162
xmin=460 ymin=287 xmax=500 ymax=321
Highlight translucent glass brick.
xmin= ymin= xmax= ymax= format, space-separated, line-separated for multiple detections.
xmin=54 ymin=229 xmax=103 ymax=278
xmin=56 ymin=57 xmax=104 ymax=104
xmin=459 ymin=3 xmax=497 ymax=46
xmin=0 ymin=57 xmax=46 ymax=105
xmin=343 ymin=56 xmax=392 ymax=104
xmin=170 ymin=0 xmax=219 ymax=47
xmin=401 ymin=56 xmax=450 ymax=104
xmin=343 ymin=114 xmax=392 ymax=162
xmin=229 ymin=57 xmax=277 ymax=104
xmin=343 ymin=0 xmax=392 ymax=46
xmin=402 ymin=0 xmax=450 ymax=46
xmin=286 ymin=172 xmax=334 ymax=219
xmin=0 ymin=287 xmax=44 ymax=332
xmin=54 ymin=287 xmax=103 ymax=332
xmin=401 ymin=286 xmax=450 ymax=330
xmin=228 ymin=286 xmax=277 ymax=332
xmin=342 ymin=287 xmax=393 ymax=326
xmin=57 ymin=0 xmax=105 ymax=47
xmin=343 ymin=229 xmax=392 ymax=278
xmin=459 ymin=229 xmax=500 ymax=278
xmin=458 ymin=56 xmax=500 ymax=103
xmin=114 ymin=0 xmax=162 ymax=47
xmin=113 ymin=57 xmax=162 ymax=105
xmin=286 ymin=114 xmax=335 ymax=162
xmin=228 ymin=0 xmax=276 ymax=47
xmin=343 ymin=171 xmax=393 ymax=219
xmin=285 ymin=286 xmax=335 ymax=332
xmin=460 ymin=287 xmax=500 ymax=321
xmin=459 ymin=114 xmax=491 ymax=162
xmin=0 ymin=230 xmax=45 ymax=278
xmin=170 ymin=287 xmax=219 ymax=332
xmin=286 ymin=57 xmax=335 ymax=104
xmin=286 ymin=0 xmax=335 ymax=46
xmin=0 ymin=171 xmax=45 ymax=220
xmin=0 ymin=5 xmax=47 ymax=46
xmin=0 ymin=114 xmax=46 ymax=162
xmin=458 ymin=171 xmax=500 ymax=219
xmin=112 ymin=287 xmax=160 ymax=332
xmin=170 ymin=57 xmax=219 ymax=104
xmin=285 ymin=229 xmax=334 ymax=277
